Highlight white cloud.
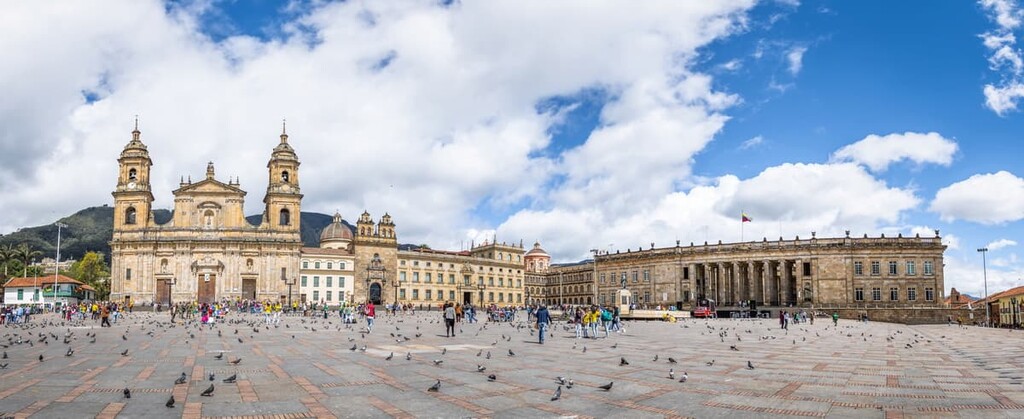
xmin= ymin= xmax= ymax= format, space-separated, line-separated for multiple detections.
xmin=987 ymin=238 xmax=1018 ymax=250
xmin=718 ymin=59 xmax=743 ymax=71
xmin=786 ymin=46 xmax=807 ymax=75
xmin=830 ymin=132 xmax=958 ymax=172
xmin=930 ymin=171 xmax=1024 ymax=224
xmin=980 ymin=0 xmax=1023 ymax=30
xmin=739 ymin=135 xmax=763 ymax=150
xmin=0 ymin=0 xmax=760 ymax=255
xmin=776 ymin=0 xmax=801 ymax=6
xmin=978 ymin=1 xmax=1024 ymax=113
xmin=983 ymin=82 xmax=1024 ymax=115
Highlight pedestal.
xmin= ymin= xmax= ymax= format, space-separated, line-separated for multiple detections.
xmin=616 ymin=289 xmax=633 ymax=314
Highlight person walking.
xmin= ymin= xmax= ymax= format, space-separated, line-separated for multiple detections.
xmin=365 ymin=301 xmax=376 ymax=333
xmin=536 ymin=304 xmax=551 ymax=344
xmin=100 ymin=304 xmax=111 ymax=327
xmin=444 ymin=302 xmax=456 ymax=337
xmin=832 ymin=311 xmax=839 ymax=326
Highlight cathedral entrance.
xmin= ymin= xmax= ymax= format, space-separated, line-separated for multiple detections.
xmin=198 ymin=273 xmax=216 ymax=304
xmin=463 ymin=291 xmax=472 ymax=305
xmin=156 ymin=279 xmax=170 ymax=305
xmin=242 ymin=278 xmax=256 ymax=300
xmin=369 ymin=283 xmax=382 ymax=305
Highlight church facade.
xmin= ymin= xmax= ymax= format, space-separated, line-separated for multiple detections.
xmin=109 ymin=124 xmax=303 ymax=305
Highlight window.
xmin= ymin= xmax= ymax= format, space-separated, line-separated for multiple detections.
xmin=413 ymin=272 xmax=419 ymax=283
xmin=339 ymin=262 xmax=346 ymax=270
xmin=449 ymin=291 xmax=455 ymax=300
xmin=632 ymin=271 xmax=638 ymax=283
xmin=327 ymin=262 xmax=333 ymax=270
xmin=488 ymin=292 xmax=494 ymax=302
xmin=908 ymin=287 xmax=917 ymax=301
xmin=326 ymin=277 xmax=332 ymax=287
xmin=517 ymin=279 xmax=522 ymax=288
xmin=924 ymin=261 xmax=934 ymax=275
xmin=449 ymin=274 xmax=455 ymax=284
xmin=281 ymin=170 xmax=289 ymax=183
xmin=126 ymin=268 xmax=132 ymax=281
xmin=303 ymin=261 xmax=308 ymax=269
xmin=326 ymin=291 xmax=332 ymax=302
xmin=426 ymin=262 xmax=431 ymax=267
xmin=925 ymin=287 xmax=935 ymax=301
xmin=855 ymin=288 xmax=864 ymax=301
xmin=517 ymin=294 xmax=522 ymax=303
xmin=906 ymin=261 xmax=916 ymax=276
xmin=301 ymin=276 xmax=307 ymax=287
xmin=888 ymin=261 xmax=898 ymax=275
xmin=621 ymin=272 xmax=627 ymax=283
xmin=425 ymin=273 xmax=432 ymax=283
xmin=488 ymin=277 xmax=494 ymax=286
xmin=644 ymin=291 xmax=651 ymax=302
xmin=313 ymin=276 xmax=319 ymax=287
xmin=872 ymin=287 xmax=881 ymax=301
xmin=478 ymin=276 xmax=484 ymax=286
xmin=683 ymin=267 xmax=690 ymax=280
xmin=890 ymin=287 xmax=899 ymax=301
xmin=400 ymin=272 xmax=406 ymax=283
xmin=412 ymin=289 xmax=419 ymax=300
xmin=204 ymin=210 xmax=214 ymax=228
xmin=17 ymin=289 xmax=23 ymax=300
xmin=125 ymin=207 xmax=137 ymax=225
xmin=499 ymin=278 xmax=504 ymax=287
xmin=854 ymin=262 xmax=863 ymax=275
xmin=499 ymin=293 xmax=504 ymax=302
xmin=871 ymin=261 xmax=880 ymax=275
xmin=437 ymin=290 xmax=443 ymax=300
xmin=600 ymin=273 xmax=606 ymax=283
xmin=279 ymin=208 xmax=290 ymax=226
xmin=413 ymin=261 xmax=419 ymax=266
xmin=643 ymin=270 xmax=650 ymax=282
xmin=128 ymin=168 xmax=137 ymax=180
xmin=339 ymin=277 xmax=345 ymax=287
xmin=33 ymin=289 xmax=39 ymax=301
xmin=315 ymin=262 xmax=321 ymax=269
xmin=426 ymin=290 xmax=432 ymax=300
xmin=313 ymin=290 xmax=319 ymax=301
xmin=339 ymin=291 xmax=345 ymax=302
xmin=463 ymin=275 xmax=470 ymax=285
xmin=399 ymin=289 xmax=406 ymax=299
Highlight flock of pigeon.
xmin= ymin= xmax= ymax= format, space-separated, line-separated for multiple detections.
xmin=0 ymin=308 xmax=943 ymax=411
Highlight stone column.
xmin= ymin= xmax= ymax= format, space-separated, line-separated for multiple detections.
xmin=732 ymin=261 xmax=743 ymax=305
xmin=780 ymin=260 xmax=791 ymax=306
xmin=747 ymin=261 xmax=757 ymax=303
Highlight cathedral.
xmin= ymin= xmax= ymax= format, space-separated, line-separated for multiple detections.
xmin=109 ymin=123 xmax=303 ymax=305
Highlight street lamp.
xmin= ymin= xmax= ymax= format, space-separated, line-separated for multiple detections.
xmin=283 ymin=276 xmax=296 ymax=308
xmin=477 ymin=283 xmax=486 ymax=307
xmin=525 ymin=288 xmax=531 ymax=305
xmin=1011 ymin=296 xmax=1019 ymax=328
xmin=590 ymin=248 xmax=599 ymax=305
xmin=166 ymin=277 xmax=176 ymax=307
xmin=54 ymin=222 xmax=67 ymax=311
xmin=978 ymin=247 xmax=990 ymax=327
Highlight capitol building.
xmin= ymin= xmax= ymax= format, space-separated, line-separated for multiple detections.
xmin=109 ymin=124 xmax=946 ymax=320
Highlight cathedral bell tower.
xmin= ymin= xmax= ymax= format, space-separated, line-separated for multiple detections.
xmin=263 ymin=121 xmax=302 ymax=231
xmin=112 ymin=119 xmax=154 ymax=229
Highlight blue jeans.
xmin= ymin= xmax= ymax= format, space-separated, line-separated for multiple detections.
xmin=539 ymin=323 xmax=548 ymax=344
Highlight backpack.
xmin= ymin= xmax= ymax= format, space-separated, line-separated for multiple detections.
xmin=601 ymin=309 xmax=612 ymax=321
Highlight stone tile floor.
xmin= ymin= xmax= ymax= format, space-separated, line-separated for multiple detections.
xmin=1 ymin=311 xmax=1023 ymax=418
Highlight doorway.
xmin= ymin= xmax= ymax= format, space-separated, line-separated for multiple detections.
xmin=369 ymin=283 xmax=382 ymax=305
xmin=463 ymin=291 xmax=472 ymax=305
xmin=156 ymin=280 xmax=170 ymax=305
xmin=242 ymin=278 xmax=256 ymax=301
xmin=198 ymin=273 xmax=216 ymax=304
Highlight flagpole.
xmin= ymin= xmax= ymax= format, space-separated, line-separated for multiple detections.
xmin=741 ymin=211 xmax=744 ymax=242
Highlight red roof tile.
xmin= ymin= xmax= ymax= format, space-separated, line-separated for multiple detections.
xmin=3 ymin=275 xmax=84 ymax=288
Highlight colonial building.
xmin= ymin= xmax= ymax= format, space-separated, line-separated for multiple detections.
xmin=531 ymin=232 xmax=946 ymax=311
xmin=394 ymin=240 xmax=525 ymax=307
xmin=109 ymin=123 xmax=303 ymax=305
xmin=3 ymin=275 xmax=96 ymax=307
xmin=299 ymin=212 xmax=356 ymax=306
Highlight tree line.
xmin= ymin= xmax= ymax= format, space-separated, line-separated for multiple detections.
xmin=0 ymin=243 xmax=110 ymax=300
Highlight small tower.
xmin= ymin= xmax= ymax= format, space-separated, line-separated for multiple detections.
xmin=378 ymin=213 xmax=396 ymax=239
xmin=112 ymin=119 xmax=154 ymax=229
xmin=263 ymin=122 xmax=302 ymax=231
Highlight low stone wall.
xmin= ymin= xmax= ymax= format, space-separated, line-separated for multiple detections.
xmin=623 ymin=309 xmax=691 ymax=320
xmin=818 ymin=307 xmax=949 ymax=325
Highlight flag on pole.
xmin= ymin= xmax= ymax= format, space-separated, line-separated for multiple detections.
xmin=741 ymin=213 xmax=752 ymax=223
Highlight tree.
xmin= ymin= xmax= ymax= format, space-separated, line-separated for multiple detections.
xmin=70 ymin=251 xmax=110 ymax=300
xmin=0 ymin=243 xmax=13 ymax=278
xmin=14 ymin=243 xmax=41 ymax=277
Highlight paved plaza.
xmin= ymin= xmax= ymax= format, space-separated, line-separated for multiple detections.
xmin=2 ymin=311 xmax=1024 ymax=418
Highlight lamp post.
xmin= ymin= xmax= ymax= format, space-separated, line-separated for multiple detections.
xmin=590 ymin=248 xmax=599 ymax=305
xmin=1011 ymin=296 xmax=1019 ymax=328
xmin=978 ymin=247 xmax=990 ymax=327
xmin=283 ymin=276 xmax=296 ymax=308
xmin=477 ymin=283 xmax=486 ymax=307
xmin=54 ymin=222 xmax=67 ymax=311
xmin=167 ymin=277 xmax=176 ymax=307
xmin=525 ymin=288 xmax=531 ymax=306
xmin=394 ymin=277 xmax=401 ymax=305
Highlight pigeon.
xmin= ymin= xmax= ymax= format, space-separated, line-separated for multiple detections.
xmin=567 ymin=379 xmax=574 ymax=389
xmin=476 ymin=349 xmax=482 ymax=357
xmin=747 ymin=361 xmax=755 ymax=370
xmin=350 ymin=344 xmax=357 ymax=351
xmin=121 ymin=349 xmax=129 ymax=356
xmin=38 ymin=354 xmax=44 ymax=362
xmin=556 ymin=376 xmax=566 ymax=385
xmin=166 ymin=395 xmax=176 ymax=408
xmin=611 ymin=343 xmax=618 ymax=349
xmin=230 ymin=358 xmax=242 ymax=365
xmin=477 ymin=365 xmax=486 ymax=372
xmin=551 ymin=385 xmax=562 ymax=401
xmin=122 ymin=335 xmax=128 ymax=341
xmin=729 ymin=345 xmax=738 ymax=351
xmin=1 ymin=351 xmax=6 ymax=359
xmin=385 ymin=352 xmax=394 ymax=361
xmin=706 ymin=360 xmax=715 ymax=367
xmin=223 ymin=374 xmax=237 ymax=384
xmin=668 ymin=357 xmax=677 ymax=364
xmin=508 ymin=349 xmax=515 ymax=357
xmin=123 ymin=388 xmax=131 ymax=399
xmin=209 ymin=373 xmax=215 ymax=381
xmin=669 ymin=369 xmax=675 ymax=379
xmin=598 ymin=382 xmax=614 ymax=391
xmin=620 ymin=357 xmax=629 ymax=366
xmin=653 ymin=355 xmax=659 ymax=362
xmin=487 ymin=374 xmax=497 ymax=382
xmin=433 ymin=359 xmax=444 ymax=366
xmin=442 ymin=348 xmax=447 ymax=355
xmin=200 ymin=384 xmax=214 ymax=396
xmin=214 ymin=352 xmax=223 ymax=360
xmin=175 ymin=372 xmax=188 ymax=385
xmin=427 ymin=380 xmax=441 ymax=392
xmin=486 ymin=351 xmax=491 ymax=359
xmin=406 ymin=352 xmax=412 ymax=361
xmin=0 ymin=363 xmax=7 ymax=369
xmin=66 ymin=348 xmax=74 ymax=357
xmin=679 ymin=372 xmax=688 ymax=383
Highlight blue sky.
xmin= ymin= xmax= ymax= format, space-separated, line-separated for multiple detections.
xmin=3 ymin=0 xmax=1024 ymax=297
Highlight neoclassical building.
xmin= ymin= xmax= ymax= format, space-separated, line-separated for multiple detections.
xmin=110 ymin=124 xmax=303 ymax=305
xmin=394 ymin=240 xmax=525 ymax=307
xmin=529 ymin=233 xmax=946 ymax=310
xmin=298 ymin=212 xmax=356 ymax=306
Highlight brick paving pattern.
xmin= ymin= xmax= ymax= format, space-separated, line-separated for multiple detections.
xmin=1 ymin=312 xmax=1024 ymax=418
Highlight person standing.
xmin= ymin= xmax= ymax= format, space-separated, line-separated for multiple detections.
xmin=365 ymin=301 xmax=376 ymax=333
xmin=100 ymin=304 xmax=111 ymax=327
xmin=832 ymin=311 xmax=839 ymax=326
xmin=444 ymin=303 xmax=456 ymax=337
xmin=536 ymin=304 xmax=551 ymax=344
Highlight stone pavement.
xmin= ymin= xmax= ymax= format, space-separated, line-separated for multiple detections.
xmin=1 ymin=311 xmax=1024 ymax=418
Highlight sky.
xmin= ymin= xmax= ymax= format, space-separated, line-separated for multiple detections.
xmin=2 ymin=0 xmax=1024 ymax=298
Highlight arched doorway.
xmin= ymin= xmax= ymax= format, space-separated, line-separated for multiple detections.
xmin=370 ymin=283 xmax=382 ymax=305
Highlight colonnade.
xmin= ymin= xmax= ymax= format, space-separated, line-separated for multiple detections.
xmin=691 ymin=259 xmax=804 ymax=307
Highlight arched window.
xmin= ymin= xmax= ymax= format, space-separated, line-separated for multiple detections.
xmin=128 ymin=168 xmax=137 ymax=180
xmin=125 ymin=207 xmax=137 ymax=225
xmin=279 ymin=208 xmax=291 ymax=226
xmin=204 ymin=210 xmax=214 ymax=228
xmin=281 ymin=171 xmax=290 ymax=183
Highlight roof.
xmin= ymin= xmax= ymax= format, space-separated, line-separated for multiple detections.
xmin=3 ymin=275 xmax=85 ymax=288
xmin=319 ymin=212 xmax=354 ymax=243
xmin=301 ymin=247 xmax=353 ymax=256
xmin=525 ymin=241 xmax=550 ymax=257
xmin=978 ymin=285 xmax=1024 ymax=304
xmin=80 ymin=284 xmax=96 ymax=292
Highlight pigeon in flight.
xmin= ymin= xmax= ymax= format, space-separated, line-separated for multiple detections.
xmin=0 ymin=363 xmax=8 ymax=369
xmin=427 ymin=380 xmax=441 ymax=392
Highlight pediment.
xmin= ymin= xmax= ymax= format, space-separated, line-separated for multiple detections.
xmin=173 ymin=178 xmax=246 ymax=196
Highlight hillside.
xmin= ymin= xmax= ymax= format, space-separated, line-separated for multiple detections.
xmin=0 ymin=206 xmax=345 ymax=263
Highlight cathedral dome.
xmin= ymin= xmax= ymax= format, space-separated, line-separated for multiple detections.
xmin=525 ymin=241 xmax=549 ymax=257
xmin=320 ymin=212 xmax=353 ymax=247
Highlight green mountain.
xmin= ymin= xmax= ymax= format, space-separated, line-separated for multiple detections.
xmin=0 ymin=206 xmax=344 ymax=264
